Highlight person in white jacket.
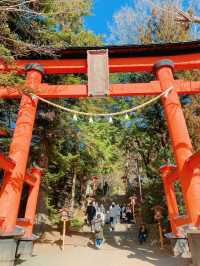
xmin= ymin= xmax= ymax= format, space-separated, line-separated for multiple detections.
xmin=116 ymin=204 xmax=121 ymax=224
xmin=96 ymin=203 xmax=106 ymax=224
xmin=109 ymin=203 xmax=118 ymax=231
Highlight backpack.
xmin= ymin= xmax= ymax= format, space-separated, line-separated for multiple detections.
xmin=94 ymin=220 xmax=102 ymax=232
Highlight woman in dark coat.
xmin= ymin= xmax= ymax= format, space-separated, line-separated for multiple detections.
xmin=86 ymin=202 xmax=96 ymax=231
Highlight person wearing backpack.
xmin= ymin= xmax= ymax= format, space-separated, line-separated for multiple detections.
xmin=92 ymin=213 xmax=104 ymax=249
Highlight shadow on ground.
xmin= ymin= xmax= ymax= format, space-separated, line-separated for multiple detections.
xmin=22 ymin=223 xmax=191 ymax=266
xmin=101 ymin=224 xmax=191 ymax=266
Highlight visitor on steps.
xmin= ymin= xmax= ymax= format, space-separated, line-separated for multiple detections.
xmin=93 ymin=213 xmax=104 ymax=249
xmin=100 ymin=203 xmax=105 ymax=214
xmin=109 ymin=202 xmax=118 ymax=231
xmin=100 ymin=203 xmax=106 ymax=224
xmin=126 ymin=205 xmax=132 ymax=223
xmin=86 ymin=202 xmax=96 ymax=231
xmin=96 ymin=203 xmax=105 ymax=224
xmin=93 ymin=201 xmax=99 ymax=212
xmin=116 ymin=204 xmax=121 ymax=224
xmin=138 ymin=224 xmax=148 ymax=244
xmin=121 ymin=205 xmax=126 ymax=223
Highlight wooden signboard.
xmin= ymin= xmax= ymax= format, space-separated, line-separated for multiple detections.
xmin=60 ymin=209 xmax=73 ymax=251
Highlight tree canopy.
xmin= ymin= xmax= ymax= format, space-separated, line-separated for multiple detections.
xmin=1 ymin=0 xmax=200 ymax=226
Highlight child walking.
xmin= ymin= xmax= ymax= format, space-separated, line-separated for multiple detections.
xmin=138 ymin=224 xmax=148 ymax=244
xmin=93 ymin=214 xmax=104 ymax=249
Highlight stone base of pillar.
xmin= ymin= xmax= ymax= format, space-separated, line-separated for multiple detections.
xmin=0 ymin=226 xmax=24 ymax=266
xmin=0 ymin=238 xmax=18 ymax=266
xmin=16 ymin=234 xmax=38 ymax=259
xmin=187 ymin=230 xmax=200 ymax=266
xmin=165 ymin=232 xmax=191 ymax=258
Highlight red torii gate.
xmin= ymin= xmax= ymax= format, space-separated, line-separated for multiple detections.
xmin=1 ymin=41 xmax=200 ymax=264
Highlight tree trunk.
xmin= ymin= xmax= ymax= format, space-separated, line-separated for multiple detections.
xmin=70 ymin=171 xmax=77 ymax=213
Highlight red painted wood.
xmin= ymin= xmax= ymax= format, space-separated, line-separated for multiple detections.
xmin=1 ymin=47 xmax=200 ymax=236
xmin=186 ymin=151 xmax=200 ymax=170
xmin=0 ymin=152 xmax=37 ymax=187
xmin=16 ymin=218 xmax=31 ymax=227
xmin=24 ymin=168 xmax=42 ymax=237
xmin=0 ymin=69 xmax=43 ymax=233
xmin=160 ymin=165 xmax=180 ymax=235
xmin=156 ymin=65 xmax=200 ymax=227
xmin=24 ymin=172 xmax=37 ymax=187
xmin=1 ymin=52 xmax=200 ymax=74
xmin=173 ymin=215 xmax=191 ymax=227
xmin=1 ymin=80 xmax=200 ymax=99
xmin=0 ymin=153 xmax=15 ymax=172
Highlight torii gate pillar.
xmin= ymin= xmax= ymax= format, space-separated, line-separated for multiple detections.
xmin=15 ymin=167 xmax=43 ymax=260
xmin=154 ymin=60 xmax=200 ymax=229
xmin=0 ymin=64 xmax=44 ymax=266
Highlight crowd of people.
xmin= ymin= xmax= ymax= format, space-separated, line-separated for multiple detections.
xmin=85 ymin=201 xmax=135 ymax=229
xmin=85 ymin=201 xmax=146 ymax=249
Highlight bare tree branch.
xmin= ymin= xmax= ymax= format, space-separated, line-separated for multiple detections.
xmin=174 ymin=8 xmax=200 ymax=27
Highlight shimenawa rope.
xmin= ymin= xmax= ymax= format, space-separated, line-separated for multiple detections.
xmin=30 ymin=86 xmax=173 ymax=118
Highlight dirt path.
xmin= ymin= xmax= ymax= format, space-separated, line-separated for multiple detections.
xmin=18 ymin=224 xmax=190 ymax=266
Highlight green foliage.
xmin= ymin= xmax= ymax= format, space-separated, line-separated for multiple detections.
xmin=174 ymin=181 xmax=186 ymax=215
xmin=0 ymin=44 xmax=24 ymax=86
xmin=0 ymin=72 xmax=24 ymax=86
xmin=45 ymin=194 xmax=60 ymax=223
xmin=0 ymin=0 xmax=101 ymax=54
xmin=108 ymin=1 xmax=200 ymax=226
xmin=70 ymin=218 xmax=85 ymax=230
xmin=0 ymin=0 xmax=103 ymax=218
xmin=0 ymin=44 xmax=13 ymax=63
xmin=141 ymin=178 xmax=167 ymax=224
xmin=2 ymin=0 xmax=200 ymax=228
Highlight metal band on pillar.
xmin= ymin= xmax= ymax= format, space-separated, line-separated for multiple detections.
xmin=25 ymin=63 xmax=45 ymax=75
xmin=153 ymin=59 xmax=175 ymax=73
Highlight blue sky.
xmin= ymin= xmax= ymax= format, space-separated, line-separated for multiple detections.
xmin=84 ymin=0 xmax=196 ymax=37
xmin=84 ymin=0 xmax=133 ymax=37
